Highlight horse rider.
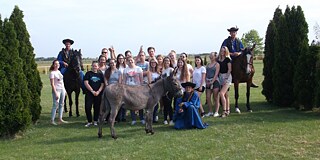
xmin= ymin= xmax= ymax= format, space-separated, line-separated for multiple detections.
xmin=221 ymin=27 xmax=258 ymax=88
xmin=57 ymin=38 xmax=84 ymax=82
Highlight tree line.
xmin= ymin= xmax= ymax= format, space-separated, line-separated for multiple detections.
xmin=0 ymin=6 xmax=42 ymax=137
xmin=262 ymin=5 xmax=320 ymax=110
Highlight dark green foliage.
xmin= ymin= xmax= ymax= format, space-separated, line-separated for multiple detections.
xmin=262 ymin=20 xmax=277 ymax=102
xmin=272 ymin=15 xmax=295 ymax=107
xmin=312 ymin=46 xmax=320 ymax=107
xmin=0 ymin=18 xmax=31 ymax=137
xmin=291 ymin=6 xmax=313 ymax=109
xmin=10 ymin=6 xmax=42 ymax=122
xmin=203 ymin=55 xmax=207 ymax=65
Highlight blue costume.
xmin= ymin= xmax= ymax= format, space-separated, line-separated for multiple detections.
xmin=221 ymin=36 xmax=244 ymax=59
xmin=173 ymin=91 xmax=206 ymax=129
xmin=57 ymin=47 xmax=85 ymax=89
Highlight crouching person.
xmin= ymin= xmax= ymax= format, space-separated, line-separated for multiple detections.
xmin=173 ymin=82 xmax=208 ymax=129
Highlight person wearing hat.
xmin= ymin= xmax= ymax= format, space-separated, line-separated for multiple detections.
xmin=173 ymin=82 xmax=207 ymax=129
xmin=57 ymin=38 xmax=85 ymax=87
xmin=221 ymin=27 xmax=259 ymax=88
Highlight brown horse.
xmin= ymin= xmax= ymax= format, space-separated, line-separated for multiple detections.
xmin=231 ymin=44 xmax=256 ymax=112
xmin=98 ymin=73 xmax=183 ymax=139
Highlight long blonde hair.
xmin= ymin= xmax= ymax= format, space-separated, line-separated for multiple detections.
xmin=219 ymin=46 xmax=231 ymax=61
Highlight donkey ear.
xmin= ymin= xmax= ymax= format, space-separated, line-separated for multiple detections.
xmin=161 ymin=74 xmax=167 ymax=79
xmin=169 ymin=71 xmax=174 ymax=78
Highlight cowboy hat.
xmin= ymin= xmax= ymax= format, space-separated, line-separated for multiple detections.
xmin=62 ymin=38 xmax=74 ymax=45
xmin=227 ymin=27 xmax=239 ymax=32
xmin=181 ymin=82 xmax=196 ymax=88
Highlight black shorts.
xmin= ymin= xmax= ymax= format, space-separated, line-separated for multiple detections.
xmin=195 ymin=86 xmax=205 ymax=93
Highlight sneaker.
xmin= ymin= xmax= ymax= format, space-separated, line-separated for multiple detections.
xmin=205 ymin=112 xmax=214 ymax=117
xmin=93 ymin=121 xmax=98 ymax=126
xmin=169 ymin=120 xmax=174 ymax=126
xmin=201 ymin=112 xmax=205 ymax=118
xmin=155 ymin=116 xmax=159 ymax=122
xmin=85 ymin=122 xmax=92 ymax=127
xmin=163 ymin=120 xmax=168 ymax=125
xmin=131 ymin=121 xmax=137 ymax=125
xmin=235 ymin=108 xmax=241 ymax=114
xmin=213 ymin=112 xmax=220 ymax=117
xmin=141 ymin=120 xmax=146 ymax=125
xmin=51 ymin=121 xmax=57 ymax=126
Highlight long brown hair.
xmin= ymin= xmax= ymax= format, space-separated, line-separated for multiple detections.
xmin=104 ymin=59 xmax=116 ymax=81
xmin=49 ymin=59 xmax=59 ymax=71
xmin=174 ymin=57 xmax=190 ymax=82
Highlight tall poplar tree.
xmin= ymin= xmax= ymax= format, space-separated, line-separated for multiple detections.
xmin=0 ymin=18 xmax=31 ymax=137
xmin=262 ymin=20 xmax=277 ymax=102
xmin=10 ymin=6 xmax=42 ymax=122
xmin=272 ymin=14 xmax=295 ymax=106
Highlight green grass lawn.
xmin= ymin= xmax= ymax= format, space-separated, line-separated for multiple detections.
xmin=1 ymin=60 xmax=319 ymax=160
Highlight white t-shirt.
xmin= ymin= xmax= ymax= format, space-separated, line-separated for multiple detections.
xmin=192 ymin=66 xmax=206 ymax=88
xmin=49 ymin=70 xmax=65 ymax=90
xmin=136 ymin=61 xmax=149 ymax=84
xmin=162 ymin=67 xmax=174 ymax=77
xmin=123 ymin=66 xmax=143 ymax=86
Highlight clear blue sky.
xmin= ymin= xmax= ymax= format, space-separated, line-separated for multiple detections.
xmin=1 ymin=0 xmax=319 ymax=58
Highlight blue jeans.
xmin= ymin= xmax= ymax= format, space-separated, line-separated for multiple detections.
xmin=130 ymin=110 xmax=144 ymax=121
xmin=51 ymin=89 xmax=66 ymax=121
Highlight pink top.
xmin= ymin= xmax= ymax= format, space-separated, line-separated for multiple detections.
xmin=49 ymin=70 xmax=65 ymax=90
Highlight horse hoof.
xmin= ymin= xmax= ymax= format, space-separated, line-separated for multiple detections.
xmin=247 ymin=109 xmax=253 ymax=113
xmin=150 ymin=131 xmax=155 ymax=135
xmin=69 ymin=114 xmax=73 ymax=117
xmin=98 ymin=133 xmax=102 ymax=138
xmin=112 ymin=135 xmax=118 ymax=139
xmin=76 ymin=114 xmax=80 ymax=117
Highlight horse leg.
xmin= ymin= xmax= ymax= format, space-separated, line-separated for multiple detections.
xmin=68 ymin=92 xmax=73 ymax=117
xmin=64 ymin=95 xmax=68 ymax=112
xmin=246 ymin=81 xmax=252 ymax=112
xmin=75 ymin=91 xmax=80 ymax=117
xmin=234 ymin=81 xmax=239 ymax=109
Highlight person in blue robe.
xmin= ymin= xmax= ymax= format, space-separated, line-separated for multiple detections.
xmin=173 ymin=82 xmax=207 ymax=129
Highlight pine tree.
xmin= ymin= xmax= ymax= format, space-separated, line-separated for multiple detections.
xmin=291 ymin=6 xmax=313 ymax=109
xmin=0 ymin=18 xmax=31 ymax=137
xmin=9 ymin=6 xmax=42 ymax=122
xmin=272 ymin=15 xmax=295 ymax=107
xmin=262 ymin=20 xmax=277 ymax=102
xmin=310 ymin=46 xmax=320 ymax=108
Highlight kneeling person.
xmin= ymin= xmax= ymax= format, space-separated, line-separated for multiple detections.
xmin=173 ymin=82 xmax=207 ymax=129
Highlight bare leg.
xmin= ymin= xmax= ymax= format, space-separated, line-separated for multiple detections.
xmin=206 ymin=89 xmax=213 ymax=113
xmin=213 ymin=88 xmax=220 ymax=113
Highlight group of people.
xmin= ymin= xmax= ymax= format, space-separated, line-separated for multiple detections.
xmin=49 ymin=27 xmax=258 ymax=129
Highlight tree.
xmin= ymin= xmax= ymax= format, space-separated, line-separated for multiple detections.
xmin=9 ymin=6 xmax=42 ymax=123
xmin=262 ymin=20 xmax=277 ymax=102
xmin=314 ymin=46 xmax=320 ymax=107
xmin=291 ymin=6 xmax=313 ymax=109
xmin=241 ymin=29 xmax=264 ymax=55
xmin=0 ymin=18 xmax=31 ymax=137
xmin=272 ymin=14 xmax=295 ymax=107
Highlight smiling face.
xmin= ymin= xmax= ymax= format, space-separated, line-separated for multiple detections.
xmin=109 ymin=59 xmax=116 ymax=68
xmin=53 ymin=60 xmax=60 ymax=70
xmin=185 ymin=86 xmax=193 ymax=93
xmin=92 ymin=62 xmax=99 ymax=72
xmin=163 ymin=57 xmax=171 ymax=68
xmin=195 ymin=57 xmax=201 ymax=66
xmin=177 ymin=59 xmax=184 ymax=68
xmin=117 ymin=55 xmax=125 ymax=64
xmin=156 ymin=56 xmax=163 ymax=64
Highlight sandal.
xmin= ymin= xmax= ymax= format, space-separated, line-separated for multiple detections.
xmin=220 ymin=110 xmax=227 ymax=118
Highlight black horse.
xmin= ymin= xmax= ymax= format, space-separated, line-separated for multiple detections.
xmin=63 ymin=49 xmax=83 ymax=117
xmin=231 ymin=44 xmax=256 ymax=112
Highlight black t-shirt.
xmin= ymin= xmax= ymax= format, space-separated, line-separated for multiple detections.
xmin=84 ymin=71 xmax=104 ymax=91
xmin=218 ymin=58 xmax=231 ymax=73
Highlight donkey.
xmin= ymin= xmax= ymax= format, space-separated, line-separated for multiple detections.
xmin=98 ymin=73 xmax=183 ymax=139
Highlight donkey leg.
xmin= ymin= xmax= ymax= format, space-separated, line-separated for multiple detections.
xmin=110 ymin=106 xmax=119 ymax=139
xmin=75 ymin=91 xmax=80 ymax=117
xmin=145 ymin=108 xmax=154 ymax=134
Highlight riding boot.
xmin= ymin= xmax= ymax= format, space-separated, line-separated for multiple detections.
xmin=251 ymin=82 xmax=259 ymax=88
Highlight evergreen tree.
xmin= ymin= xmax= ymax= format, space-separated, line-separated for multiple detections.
xmin=262 ymin=20 xmax=277 ymax=102
xmin=0 ymin=18 xmax=31 ymax=137
xmin=9 ymin=6 xmax=42 ymax=122
xmin=311 ymin=46 xmax=320 ymax=108
xmin=291 ymin=6 xmax=313 ymax=109
xmin=272 ymin=15 xmax=295 ymax=106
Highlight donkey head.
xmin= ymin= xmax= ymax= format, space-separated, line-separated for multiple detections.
xmin=164 ymin=72 xmax=183 ymax=98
